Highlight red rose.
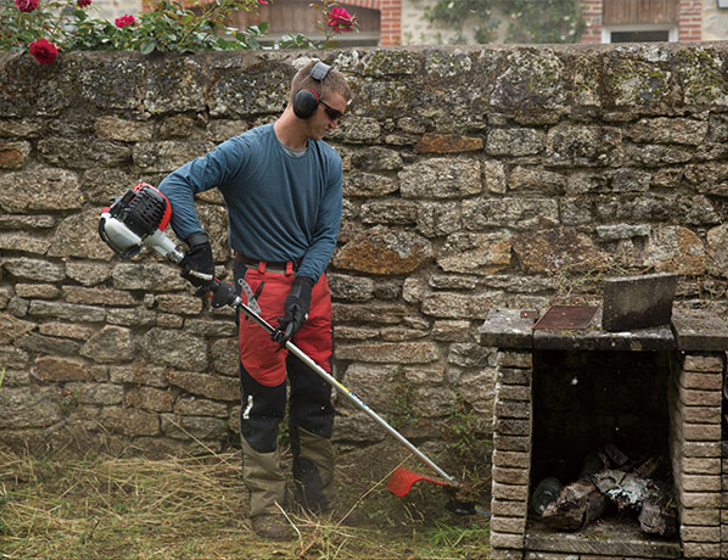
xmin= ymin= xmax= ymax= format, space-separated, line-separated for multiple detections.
xmin=327 ymin=6 xmax=356 ymax=31
xmin=29 ymin=38 xmax=58 ymax=64
xmin=115 ymin=14 xmax=135 ymax=28
xmin=78 ymin=0 xmax=92 ymax=7
xmin=15 ymin=0 xmax=39 ymax=12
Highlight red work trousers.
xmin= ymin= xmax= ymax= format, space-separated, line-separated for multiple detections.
xmin=234 ymin=260 xmax=334 ymax=388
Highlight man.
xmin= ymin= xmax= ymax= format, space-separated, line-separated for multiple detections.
xmin=159 ymin=60 xmax=352 ymax=539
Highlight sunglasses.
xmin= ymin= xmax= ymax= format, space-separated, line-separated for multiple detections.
xmin=320 ymin=100 xmax=344 ymax=121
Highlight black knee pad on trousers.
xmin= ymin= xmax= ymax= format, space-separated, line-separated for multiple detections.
xmin=286 ymin=355 xmax=334 ymax=438
xmin=239 ymin=363 xmax=286 ymax=454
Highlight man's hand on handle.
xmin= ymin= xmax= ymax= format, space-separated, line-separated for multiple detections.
xmin=272 ymin=275 xmax=314 ymax=346
xmin=180 ymin=232 xmax=214 ymax=295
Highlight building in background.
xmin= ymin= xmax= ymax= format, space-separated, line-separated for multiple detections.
xmin=91 ymin=0 xmax=142 ymax=22
xmin=580 ymin=0 xmax=728 ymax=43
xmin=405 ymin=0 xmax=728 ymax=46
xmin=90 ymin=0 xmax=728 ymax=47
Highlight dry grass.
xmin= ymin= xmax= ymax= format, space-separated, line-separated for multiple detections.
xmin=0 ymin=446 xmax=491 ymax=560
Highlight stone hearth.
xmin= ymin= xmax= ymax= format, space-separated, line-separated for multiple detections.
xmin=481 ymin=307 xmax=728 ymax=560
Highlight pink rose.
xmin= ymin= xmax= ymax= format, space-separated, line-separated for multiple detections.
xmin=327 ymin=6 xmax=356 ymax=31
xmin=29 ymin=38 xmax=58 ymax=64
xmin=15 ymin=0 xmax=39 ymax=12
xmin=115 ymin=14 xmax=135 ymax=28
xmin=78 ymin=0 xmax=92 ymax=7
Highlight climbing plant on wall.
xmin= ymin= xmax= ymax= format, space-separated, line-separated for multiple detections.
xmin=425 ymin=0 xmax=584 ymax=44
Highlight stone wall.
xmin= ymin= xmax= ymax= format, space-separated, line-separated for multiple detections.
xmin=1 ymin=44 xmax=728 ymax=476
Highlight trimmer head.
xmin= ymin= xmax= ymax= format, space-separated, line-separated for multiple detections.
xmin=387 ymin=466 xmax=454 ymax=497
xmin=387 ymin=467 xmax=483 ymax=516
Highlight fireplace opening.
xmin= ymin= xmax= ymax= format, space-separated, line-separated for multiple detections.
xmin=529 ymin=349 xmax=678 ymax=541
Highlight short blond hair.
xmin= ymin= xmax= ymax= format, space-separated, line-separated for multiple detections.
xmin=289 ymin=60 xmax=352 ymax=105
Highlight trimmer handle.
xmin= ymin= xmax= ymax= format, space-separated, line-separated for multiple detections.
xmin=209 ymin=278 xmax=239 ymax=308
xmin=184 ymin=269 xmax=240 ymax=309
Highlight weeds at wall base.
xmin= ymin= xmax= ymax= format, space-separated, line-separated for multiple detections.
xmin=0 ymin=445 xmax=491 ymax=559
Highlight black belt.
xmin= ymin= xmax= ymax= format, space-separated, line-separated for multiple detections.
xmin=235 ymin=252 xmax=301 ymax=274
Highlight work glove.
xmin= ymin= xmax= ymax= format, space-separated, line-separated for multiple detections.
xmin=272 ymin=275 xmax=314 ymax=347
xmin=180 ymin=232 xmax=214 ymax=291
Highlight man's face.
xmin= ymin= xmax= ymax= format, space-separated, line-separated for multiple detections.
xmin=308 ymin=91 xmax=347 ymax=140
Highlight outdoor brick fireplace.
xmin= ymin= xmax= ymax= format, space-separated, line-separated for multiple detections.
xmin=481 ymin=307 xmax=728 ymax=560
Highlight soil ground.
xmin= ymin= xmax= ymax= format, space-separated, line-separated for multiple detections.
xmin=0 ymin=445 xmax=491 ymax=559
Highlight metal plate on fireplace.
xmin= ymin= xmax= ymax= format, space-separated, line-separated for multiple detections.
xmin=533 ymin=305 xmax=600 ymax=331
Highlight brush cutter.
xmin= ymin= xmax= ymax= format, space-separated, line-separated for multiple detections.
xmin=99 ymin=183 xmax=476 ymax=513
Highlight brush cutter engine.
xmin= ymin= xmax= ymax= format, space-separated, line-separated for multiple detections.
xmin=99 ymin=183 xmax=182 ymax=262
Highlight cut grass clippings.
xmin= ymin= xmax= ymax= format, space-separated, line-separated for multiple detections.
xmin=0 ymin=446 xmax=490 ymax=560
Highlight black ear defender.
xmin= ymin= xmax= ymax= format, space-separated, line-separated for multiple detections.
xmin=293 ymin=61 xmax=332 ymax=119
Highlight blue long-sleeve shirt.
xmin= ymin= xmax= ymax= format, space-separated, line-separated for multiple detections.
xmin=158 ymin=124 xmax=343 ymax=283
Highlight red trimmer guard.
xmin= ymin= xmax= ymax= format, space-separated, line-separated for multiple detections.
xmin=387 ymin=466 xmax=453 ymax=497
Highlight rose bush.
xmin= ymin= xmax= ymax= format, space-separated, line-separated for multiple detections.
xmin=114 ymin=14 xmax=135 ymax=29
xmin=15 ymin=0 xmax=38 ymax=13
xmin=28 ymin=36 xmax=57 ymax=62
xmin=0 ymin=0 xmax=359 ymax=62
xmin=327 ymin=6 xmax=356 ymax=33
xmin=311 ymin=0 xmax=358 ymax=45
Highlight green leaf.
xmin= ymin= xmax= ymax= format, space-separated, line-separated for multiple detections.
xmin=140 ymin=40 xmax=157 ymax=54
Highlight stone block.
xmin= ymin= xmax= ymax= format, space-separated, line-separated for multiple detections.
xmin=490 ymin=532 xmax=525 ymax=550
xmin=100 ymin=407 xmax=159 ymax=437
xmin=492 ymin=549 xmax=524 ymax=560
xmin=601 ymin=273 xmax=677 ymax=331
xmin=415 ymin=133 xmax=484 ymax=154
xmin=65 ymin=382 xmax=124 ymax=406
xmin=492 ymin=481 xmax=529 ymax=501
xmin=34 ymin=356 xmax=93 ymax=382
xmin=683 ymin=457 xmax=721 ymax=475
xmin=673 ymin=311 xmax=728 ymax=351
xmin=679 ymin=385 xmax=723 ymax=407
xmin=492 ymin=466 xmax=529 ymax=486
xmin=124 ymin=387 xmax=175 ymax=413
xmin=497 ymin=367 xmax=532 ymax=386
xmin=682 ymin=441 xmax=722 ymax=458
xmin=161 ymin=414 xmax=226 ymax=441
xmin=682 ymin=541 xmax=721 ymax=558
xmin=681 ymin=371 xmax=724 ymax=391
xmin=496 ymin=384 xmax=531 ymax=402
xmin=681 ymin=508 xmax=720 ymax=526
xmin=680 ymin=524 xmax=720 ymax=542
xmin=494 ymin=417 xmax=530 ymax=437
xmin=492 ymin=450 xmax=529 ymax=469
xmin=491 ymin=515 xmax=526 ymax=534
xmin=493 ymin=434 xmax=530 ymax=452
xmin=494 ymin=400 xmax=531 ymax=419
xmin=681 ymin=492 xmax=722 ymax=508
xmin=498 ymin=351 xmax=533 ymax=369
xmin=681 ymin=406 xmax=722 ymax=424
xmin=682 ymin=423 xmax=722 ymax=442
xmin=491 ymin=499 xmax=528 ymax=518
